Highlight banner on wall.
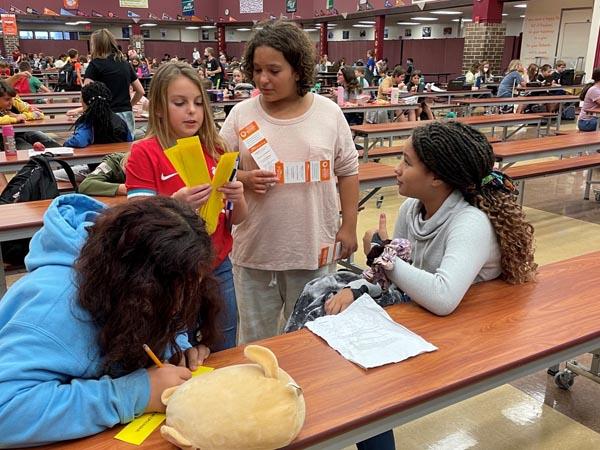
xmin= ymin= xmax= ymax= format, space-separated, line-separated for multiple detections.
xmin=63 ymin=0 xmax=79 ymax=9
xmin=60 ymin=8 xmax=75 ymax=16
xmin=182 ymin=0 xmax=194 ymax=16
xmin=286 ymin=0 xmax=297 ymax=13
xmin=1 ymin=14 xmax=18 ymax=36
xmin=44 ymin=8 xmax=60 ymax=16
xmin=91 ymin=9 xmax=103 ymax=17
xmin=119 ymin=0 xmax=148 ymax=8
xmin=240 ymin=0 xmax=264 ymax=14
xmin=25 ymin=6 xmax=40 ymax=14
xmin=326 ymin=0 xmax=334 ymax=9
xmin=9 ymin=5 xmax=24 ymax=14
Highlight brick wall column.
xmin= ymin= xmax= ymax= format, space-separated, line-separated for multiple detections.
xmin=462 ymin=22 xmax=506 ymax=75
xmin=374 ymin=15 xmax=385 ymax=61
xmin=319 ymin=22 xmax=328 ymax=58
xmin=129 ymin=24 xmax=144 ymax=58
xmin=3 ymin=34 xmax=19 ymax=60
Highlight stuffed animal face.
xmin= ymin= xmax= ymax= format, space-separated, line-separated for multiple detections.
xmin=160 ymin=345 xmax=306 ymax=450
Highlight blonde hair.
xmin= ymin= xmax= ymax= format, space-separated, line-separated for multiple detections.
xmin=90 ymin=29 xmax=125 ymax=61
xmin=507 ymin=59 xmax=522 ymax=73
xmin=147 ymin=61 xmax=227 ymax=159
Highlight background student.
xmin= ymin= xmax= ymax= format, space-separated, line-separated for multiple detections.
xmin=64 ymin=81 xmax=133 ymax=148
xmin=126 ymin=61 xmax=246 ymax=352
xmin=0 ymin=196 xmax=221 ymax=447
xmin=78 ymin=152 xmax=128 ymax=196
xmin=13 ymin=61 xmax=51 ymax=95
xmin=577 ymin=68 xmax=600 ymax=132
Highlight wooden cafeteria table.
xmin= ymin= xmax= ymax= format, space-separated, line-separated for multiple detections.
xmin=0 ymin=115 xmax=148 ymax=133
xmin=30 ymin=251 xmax=600 ymax=449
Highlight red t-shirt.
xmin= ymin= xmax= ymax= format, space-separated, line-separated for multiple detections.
xmin=125 ymin=136 xmax=232 ymax=267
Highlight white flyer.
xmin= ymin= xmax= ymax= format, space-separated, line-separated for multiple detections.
xmin=238 ymin=121 xmax=279 ymax=171
xmin=306 ymin=294 xmax=437 ymax=369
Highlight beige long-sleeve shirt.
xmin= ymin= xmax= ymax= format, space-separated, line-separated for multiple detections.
xmin=220 ymin=94 xmax=359 ymax=271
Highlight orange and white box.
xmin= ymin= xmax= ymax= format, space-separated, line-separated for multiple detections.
xmin=274 ymin=160 xmax=332 ymax=184
xmin=319 ymin=242 xmax=342 ymax=267
xmin=239 ymin=121 xmax=279 ymax=171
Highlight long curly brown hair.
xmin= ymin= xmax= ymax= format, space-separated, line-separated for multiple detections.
xmin=411 ymin=121 xmax=537 ymax=284
xmin=75 ymin=197 xmax=222 ymax=376
xmin=243 ymin=20 xmax=316 ymax=97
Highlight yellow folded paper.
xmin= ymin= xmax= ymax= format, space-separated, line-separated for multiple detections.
xmin=164 ymin=136 xmax=238 ymax=235
xmin=114 ymin=366 xmax=214 ymax=445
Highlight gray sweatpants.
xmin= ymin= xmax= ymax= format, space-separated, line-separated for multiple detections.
xmin=233 ymin=264 xmax=335 ymax=344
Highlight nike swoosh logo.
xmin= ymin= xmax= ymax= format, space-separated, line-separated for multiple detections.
xmin=160 ymin=172 xmax=178 ymax=181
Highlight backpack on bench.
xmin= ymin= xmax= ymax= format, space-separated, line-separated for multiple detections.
xmin=0 ymin=154 xmax=78 ymax=266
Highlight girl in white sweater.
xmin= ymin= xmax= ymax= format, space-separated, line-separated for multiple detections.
xmin=326 ymin=121 xmax=537 ymax=316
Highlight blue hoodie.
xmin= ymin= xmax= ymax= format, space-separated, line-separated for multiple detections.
xmin=0 ymin=195 xmax=151 ymax=447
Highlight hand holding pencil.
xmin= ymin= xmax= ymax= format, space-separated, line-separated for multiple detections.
xmin=143 ymin=344 xmax=191 ymax=413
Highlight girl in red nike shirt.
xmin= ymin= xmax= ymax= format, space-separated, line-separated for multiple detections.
xmin=126 ymin=61 xmax=247 ymax=352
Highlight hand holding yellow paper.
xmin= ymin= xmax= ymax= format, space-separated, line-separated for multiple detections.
xmin=164 ymin=136 xmax=238 ymax=234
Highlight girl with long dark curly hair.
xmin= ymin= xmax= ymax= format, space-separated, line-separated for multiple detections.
xmin=326 ymin=121 xmax=537 ymax=317
xmin=0 ymin=195 xmax=221 ymax=447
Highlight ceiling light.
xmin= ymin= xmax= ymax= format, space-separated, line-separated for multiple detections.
xmin=185 ymin=26 xmax=200 ymax=30
xmin=411 ymin=17 xmax=438 ymax=21
xmin=520 ymin=15 xmax=525 ymax=18
xmin=140 ymin=23 xmax=157 ymax=27
xmin=452 ymin=18 xmax=472 ymax=22
xmin=201 ymin=25 xmax=215 ymax=29
xmin=358 ymin=20 xmax=376 ymax=24
xmin=304 ymin=28 xmax=317 ymax=31
xmin=328 ymin=23 xmax=337 ymax=27
xmin=397 ymin=22 xmax=419 ymax=26
xmin=353 ymin=24 xmax=373 ymax=28
xmin=65 ymin=22 xmax=79 ymax=25
xmin=514 ymin=3 xmax=527 ymax=8
xmin=77 ymin=20 xmax=90 ymax=24
xmin=502 ymin=13 xmax=508 ymax=16
xmin=236 ymin=28 xmax=251 ymax=31
xmin=430 ymin=11 xmax=462 ymax=15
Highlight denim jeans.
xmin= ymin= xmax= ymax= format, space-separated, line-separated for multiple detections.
xmin=189 ymin=257 xmax=238 ymax=351
xmin=357 ymin=430 xmax=396 ymax=450
xmin=578 ymin=117 xmax=598 ymax=132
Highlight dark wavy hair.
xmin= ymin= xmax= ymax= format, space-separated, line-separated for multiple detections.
xmin=411 ymin=121 xmax=537 ymax=284
xmin=76 ymin=197 xmax=222 ymax=376
xmin=243 ymin=20 xmax=315 ymax=97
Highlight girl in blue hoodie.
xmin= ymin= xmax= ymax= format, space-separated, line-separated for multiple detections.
xmin=0 ymin=195 xmax=221 ymax=447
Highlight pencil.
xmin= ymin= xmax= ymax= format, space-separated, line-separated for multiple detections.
xmin=143 ymin=344 xmax=164 ymax=368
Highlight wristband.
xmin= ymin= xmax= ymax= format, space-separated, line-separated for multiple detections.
xmin=349 ymin=285 xmax=369 ymax=301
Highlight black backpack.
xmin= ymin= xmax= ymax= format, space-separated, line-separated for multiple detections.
xmin=0 ymin=154 xmax=77 ymax=266
xmin=55 ymin=61 xmax=77 ymax=92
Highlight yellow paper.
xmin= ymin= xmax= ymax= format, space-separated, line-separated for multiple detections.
xmin=114 ymin=412 xmax=166 ymax=445
xmin=113 ymin=366 xmax=214 ymax=445
xmin=200 ymin=152 xmax=239 ymax=234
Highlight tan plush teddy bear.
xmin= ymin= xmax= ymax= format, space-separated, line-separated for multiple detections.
xmin=160 ymin=345 xmax=306 ymax=450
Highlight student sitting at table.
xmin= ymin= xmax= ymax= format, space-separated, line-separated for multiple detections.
xmin=13 ymin=61 xmax=52 ymax=96
xmin=406 ymin=70 xmax=433 ymax=121
xmin=64 ymin=81 xmax=133 ymax=148
xmin=465 ymin=62 xmax=480 ymax=86
xmin=354 ymin=66 xmax=370 ymax=89
xmin=577 ymin=67 xmax=600 ymax=132
xmin=78 ymin=152 xmax=128 ymax=196
xmin=334 ymin=67 xmax=364 ymax=125
xmin=371 ymin=66 xmax=406 ymax=123
xmin=0 ymin=195 xmax=221 ymax=447
xmin=325 ymin=121 xmax=537 ymax=317
xmin=497 ymin=59 xmax=527 ymax=113
xmin=0 ymin=80 xmax=60 ymax=149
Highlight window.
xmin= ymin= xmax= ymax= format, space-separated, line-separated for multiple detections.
xmin=122 ymin=27 xmax=130 ymax=39
xmin=49 ymin=31 xmax=64 ymax=40
xmin=34 ymin=31 xmax=49 ymax=40
xmin=19 ymin=30 xmax=33 ymax=40
xmin=142 ymin=29 xmax=150 ymax=38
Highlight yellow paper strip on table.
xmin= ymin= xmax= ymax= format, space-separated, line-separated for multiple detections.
xmin=200 ymin=152 xmax=239 ymax=234
xmin=114 ymin=412 xmax=166 ymax=446
xmin=114 ymin=366 xmax=214 ymax=445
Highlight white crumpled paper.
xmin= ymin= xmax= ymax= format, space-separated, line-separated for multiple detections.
xmin=306 ymin=294 xmax=437 ymax=369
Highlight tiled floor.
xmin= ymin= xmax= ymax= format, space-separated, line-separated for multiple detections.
xmin=347 ymin=122 xmax=600 ymax=449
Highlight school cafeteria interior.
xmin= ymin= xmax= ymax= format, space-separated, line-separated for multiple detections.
xmin=1 ymin=0 xmax=600 ymax=449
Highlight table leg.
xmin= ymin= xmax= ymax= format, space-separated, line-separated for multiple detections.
xmin=556 ymin=103 xmax=563 ymax=133
xmin=363 ymin=135 xmax=369 ymax=162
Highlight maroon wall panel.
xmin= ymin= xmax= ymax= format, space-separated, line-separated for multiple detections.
xmin=18 ymin=40 xmax=89 ymax=56
xmin=501 ymin=36 xmax=518 ymax=74
xmin=0 ymin=0 xmax=217 ymax=20
xmin=402 ymin=38 xmax=464 ymax=80
xmin=144 ymin=41 xmax=216 ymax=60
xmin=225 ymin=42 xmax=247 ymax=59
